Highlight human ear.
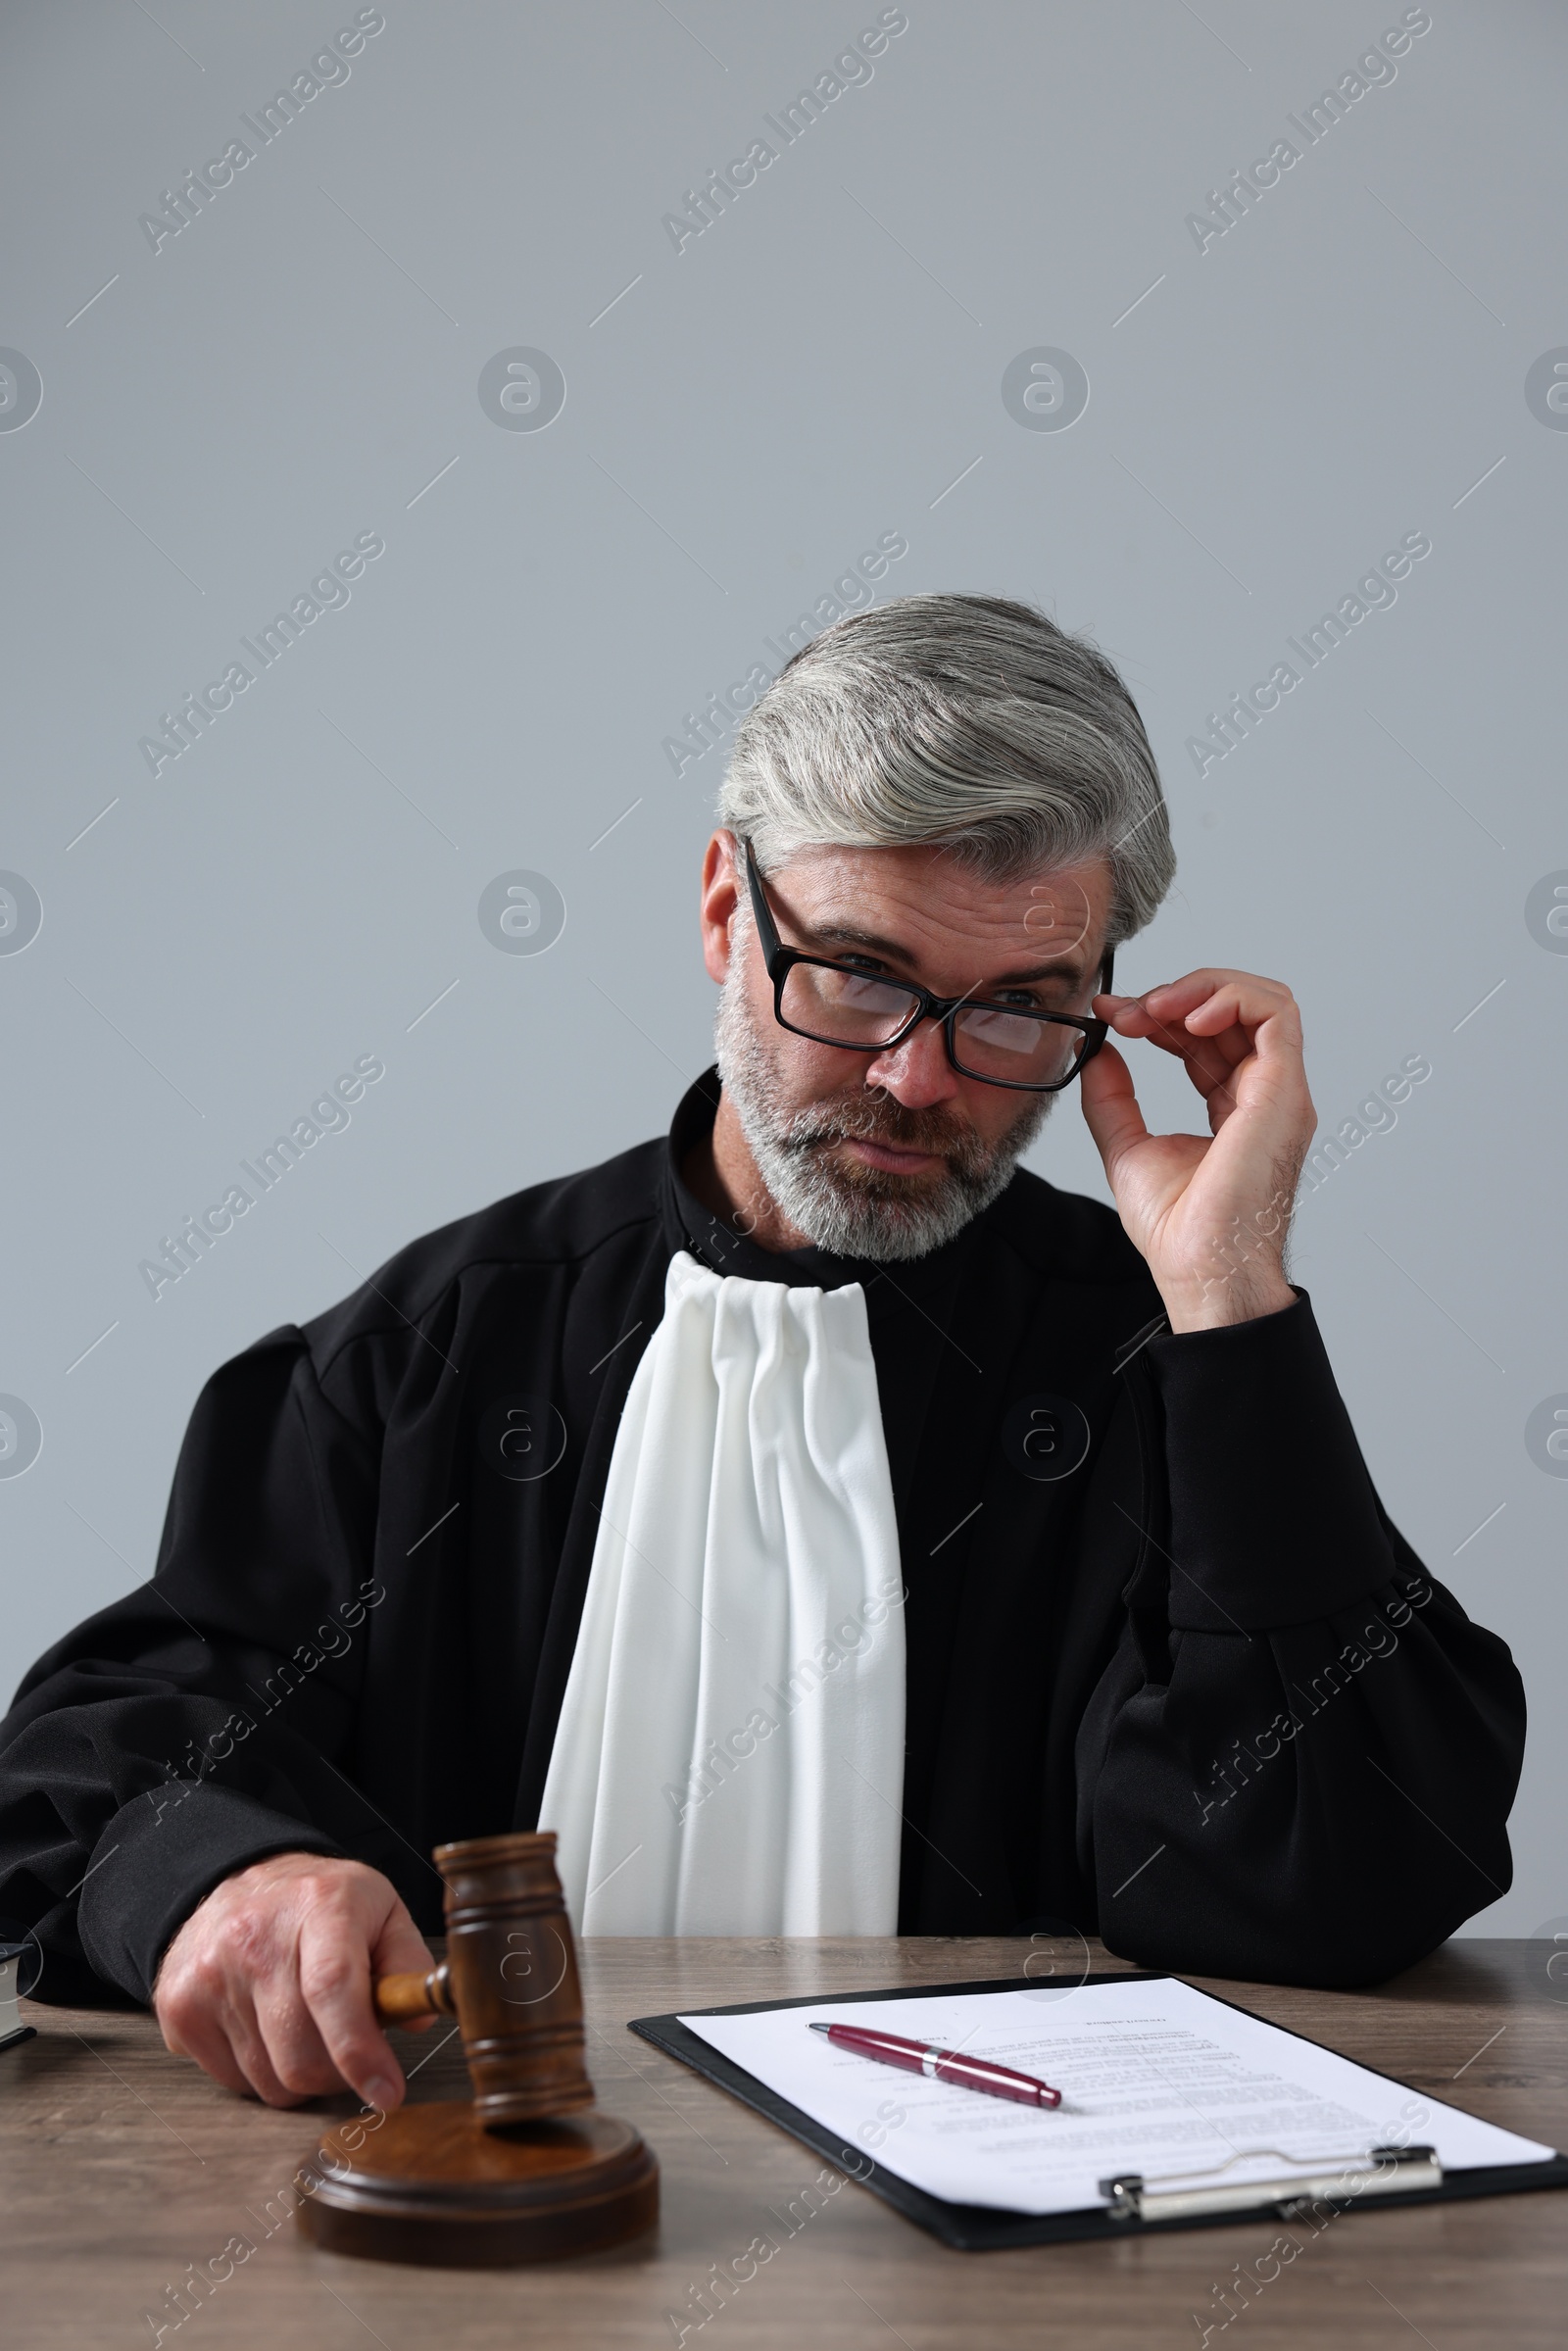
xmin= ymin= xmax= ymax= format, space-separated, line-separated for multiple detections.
xmin=700 ymin=830 xmax=742 ymax=984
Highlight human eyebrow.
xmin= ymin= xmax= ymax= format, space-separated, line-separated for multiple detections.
xmin=802 ymin=920 xmax=1090 ymax=995
xmin=986 ymin=957 xmax=1090 ymax=992
xmin=806 ymin=920 xmax=916 ymax=961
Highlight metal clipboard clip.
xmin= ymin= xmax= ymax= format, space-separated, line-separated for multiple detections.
xmin=1099 ymin=2142 xmax=1442 ymax=2224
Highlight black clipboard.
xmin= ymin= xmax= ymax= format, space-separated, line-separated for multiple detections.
xmin=628 ymin=1971 xmax=1568 ymax=2250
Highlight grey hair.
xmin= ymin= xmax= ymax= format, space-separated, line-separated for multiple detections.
xmin=717 ymin=593 xmax=1175 ymax=946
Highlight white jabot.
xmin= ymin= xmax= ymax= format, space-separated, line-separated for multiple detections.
xmin=540 ymin=1249 xmax=906 ymax=1935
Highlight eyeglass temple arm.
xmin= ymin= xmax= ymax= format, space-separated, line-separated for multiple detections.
xmin=738 ymin=834 xmax=783 ymax=968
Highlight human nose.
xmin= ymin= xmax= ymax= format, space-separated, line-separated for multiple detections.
xmin=863 ymin=1013 xmax=963 ymax=1108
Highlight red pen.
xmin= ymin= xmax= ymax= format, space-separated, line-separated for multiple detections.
xmin=808 ymin=2021 xmax=1061 ymax=2108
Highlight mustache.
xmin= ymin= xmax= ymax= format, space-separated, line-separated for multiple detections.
xmin=777 ymin=1086 xmax=1042 ymax=1187
xmin=778 ymin=1088 xmax=984 ymax=1160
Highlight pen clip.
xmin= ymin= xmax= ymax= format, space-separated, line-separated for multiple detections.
xmin=1100 ymin=2143 xmax=1442 ymax=2224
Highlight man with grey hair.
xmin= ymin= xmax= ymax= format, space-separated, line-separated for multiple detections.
xmin=0 ymin=595 xmax=1523 ymax=2124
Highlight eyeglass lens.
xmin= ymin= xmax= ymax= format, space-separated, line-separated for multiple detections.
xmin=778 ymin=962 xmax=1088 ymax=1085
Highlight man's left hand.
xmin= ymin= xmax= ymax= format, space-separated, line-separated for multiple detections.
xmin=1078 ymin=968 xmax=1315 ymax=1333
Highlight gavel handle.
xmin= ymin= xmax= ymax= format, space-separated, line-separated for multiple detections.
xmin=372 ymin=1963 xmax=455 ymax=2026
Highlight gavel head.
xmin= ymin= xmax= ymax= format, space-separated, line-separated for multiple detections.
xmin=381 ymin=1831 xmax=595 ymax=2131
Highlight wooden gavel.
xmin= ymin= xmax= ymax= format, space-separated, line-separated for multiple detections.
xmin=302 ymin=1829 xmax=658 ymax=2265
xmin=368 ymin=1829 xmax=595 ymax=2130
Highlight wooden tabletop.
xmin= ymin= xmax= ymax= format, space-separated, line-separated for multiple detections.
xmin=8 ymin=1936 xmax=1565 ymax=2348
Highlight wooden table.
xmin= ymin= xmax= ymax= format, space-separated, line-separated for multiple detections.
xmin=7 ymin=1937 xmax=1565 ymax=2348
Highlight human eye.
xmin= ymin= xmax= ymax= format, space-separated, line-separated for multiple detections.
xmin=835 ymin=966 xmax=909 ymax=1010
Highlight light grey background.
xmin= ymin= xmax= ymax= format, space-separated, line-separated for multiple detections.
xmin=1 ymin=0 xmax=1562 ymax=1934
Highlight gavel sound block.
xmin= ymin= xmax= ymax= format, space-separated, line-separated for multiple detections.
xmin=297 ymin=1832 xmax=658 ymax=2266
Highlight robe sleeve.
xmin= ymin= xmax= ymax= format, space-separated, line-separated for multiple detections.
xmin=0 ymin=1328 xmax=385 ymax=2008
xmin=1076 ymin=1294 xmax=1526 ymax=1986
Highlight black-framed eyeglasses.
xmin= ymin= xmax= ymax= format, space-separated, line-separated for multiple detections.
xmin=739 ymin=836 xmax=1114 ymax=1094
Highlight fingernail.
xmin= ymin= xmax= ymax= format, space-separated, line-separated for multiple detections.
xmin=365 ymin=2074 xmax=400 ymax=2112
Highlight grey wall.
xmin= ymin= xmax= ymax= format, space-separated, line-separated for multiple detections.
xmin=2 ymin=0 xmax=1562 ymax=1934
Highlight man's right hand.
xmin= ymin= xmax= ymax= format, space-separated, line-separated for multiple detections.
xmin=153 ymin=1850 xmax=437 ymax=2110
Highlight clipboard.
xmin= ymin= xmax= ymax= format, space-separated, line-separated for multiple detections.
xmin=628 ymin=1971 xmax=1568 ymax=2250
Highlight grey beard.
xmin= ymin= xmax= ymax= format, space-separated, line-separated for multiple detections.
xmin=713 ymin=971 xmax=1054 ymax=1262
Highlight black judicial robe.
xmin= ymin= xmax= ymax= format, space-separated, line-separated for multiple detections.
xmin=0 ymin=1074 xmax=1525 ymax=2006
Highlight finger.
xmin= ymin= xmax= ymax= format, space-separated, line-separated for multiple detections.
xmin=1077 ymin=1038 xmax=1151 ymax=1175
xmin=1102 ymin=973 xmax=1297 ymax=1069
xmin=1127 ymin=969 xmax=1296 ymax=1026
xmin=1168 ymin=999 xmax=1308 ymax=1119
xmin=1152 ymin=1003 xmax=1311 ymax=1143
xmin=1179 ymin=981 xmax=1302 ymax=1055
xmin=157 ymin=1938 xmax=304 ymax=2107
xmin=157 ymin=1988 xmax=257 ymax=2101
xmin=295 ymin=1920 xmax=402 ymax=2113
xmin=1097 ymin=995 xmax=1241 ymax=1102
xmin=370 ymin=1893 xmax=441 ymax=1982
xmin=1100 ymin=972 xmax=1304 ymax=1111
xmin=369 ymin=1893 xmax=441 ymax=2033
xmin=252 ymin=1965 xmax=348 ymax=2103
xmin=1240 ymin=1004 xmax=1316 ymax=1114
xmin=1152 ymin=982 xmax=1298 ymax=1079
xmin=215 ymin=1984 xmax=310 ymax=2108
xmin=298 ymin=1891 xmax=435 ymax=2114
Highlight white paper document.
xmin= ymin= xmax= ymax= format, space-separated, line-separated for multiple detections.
xmin=680 ymin=1976 xmax=1555 ymax=2218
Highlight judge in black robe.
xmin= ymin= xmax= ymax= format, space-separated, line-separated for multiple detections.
xmin=0 ymin=1067 xmax=1524 ymax=2007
